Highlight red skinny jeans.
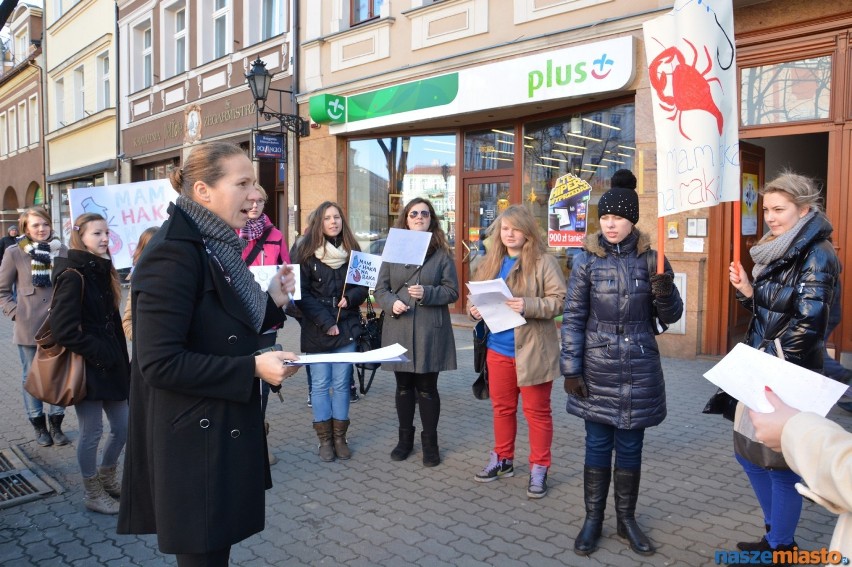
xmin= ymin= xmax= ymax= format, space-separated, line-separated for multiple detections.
xmin=486 ymin=349 xmax=553 ymax=467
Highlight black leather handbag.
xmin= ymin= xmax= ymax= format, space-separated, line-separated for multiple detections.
xmin=355 ymin=297 xmax=383 ymax=394
xmin=472 ymin=320 xmax=489 ymax=400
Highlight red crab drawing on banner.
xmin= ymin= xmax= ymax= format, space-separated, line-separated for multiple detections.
xmin=648 ymin=38 xmax=723 ymax=141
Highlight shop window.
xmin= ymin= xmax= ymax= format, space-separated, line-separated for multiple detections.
xmin=351 ymin=0 xmax=385 ymax=26
xmin=347 ymin=134 xmax=456 ymax=254
xmin=741 ymin=56 xmax=831 ymax=126
xmin=463 ymin=127 xmax=515 ymax=172
xmin=522 ymin=102 xmax=636 ymax=241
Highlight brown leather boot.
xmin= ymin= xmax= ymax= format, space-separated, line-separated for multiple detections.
xmin=313 ymin=420 xmax=335 ymax=462
xmin=332 ymin=419 xmax=351 ymax=460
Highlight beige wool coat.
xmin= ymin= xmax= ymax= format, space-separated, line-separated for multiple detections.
xmin=469 ymin=253 xmax=566 ymax=387
xmin=0 ymin=243 xmax=68 ymax=346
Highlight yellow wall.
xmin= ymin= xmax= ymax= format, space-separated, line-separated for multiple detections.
xmin=48 ymin=119 xmax=115 ymax=172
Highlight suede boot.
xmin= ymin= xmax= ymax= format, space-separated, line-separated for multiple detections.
xmin=313 ymin=420 xmax=335 ymax=462
xmin=421 ymin=432 xmax=440 ymax=467
xmin=574 ymin=466 xmax=611 ymax=556
xmin=97 ymin=465 xmax=121 ymax=498
xmin=736 ymin=524 xmax=771 ymax=551
xmin=614 ymin=468 xmax=654 ymax=555
xmin=332 ymin=419 xmax=351 ymax=460
xmin=82 ymin=476 xmax=119 ymax=514
xmin=29 ymin=416 xmax=53 ymax=447
xmin=391 ymin=428 xmax=415 ymax=461
xmin=48 ymin=414 xmax=70 ymax=446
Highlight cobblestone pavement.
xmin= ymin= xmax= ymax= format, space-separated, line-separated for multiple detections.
xmin=0 ymin=311 xmax=849 ymax=566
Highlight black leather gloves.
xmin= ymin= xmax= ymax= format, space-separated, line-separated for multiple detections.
xmin=650 ymin=273 xmax=673 ymax=298
xmin=564 ymin=375 xmax=588 ymax=398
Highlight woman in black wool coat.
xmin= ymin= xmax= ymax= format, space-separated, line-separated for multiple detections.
xmin=117 ymin=142 xmax=298 ymax=567
xmin=51 ymin=213 xmax=130 ymax=516
xmin=561 ymin=169 xmax=683 ymax=558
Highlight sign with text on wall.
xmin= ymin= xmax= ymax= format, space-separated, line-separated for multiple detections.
xmin=69 ymin=179 xmax=173 ymax=270
xmin=547 ymin=173 xmax=592 ymax=248
xmin=310 ymin=36 xmax=635 ymax=134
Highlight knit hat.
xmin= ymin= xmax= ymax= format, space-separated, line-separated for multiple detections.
xmin=598 ymin=169 xmax=639 ymax=225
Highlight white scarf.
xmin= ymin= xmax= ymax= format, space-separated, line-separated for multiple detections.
xmin=314 ymin=241 xmax=349 ymax=269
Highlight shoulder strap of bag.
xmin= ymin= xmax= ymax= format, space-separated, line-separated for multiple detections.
xmin=244 ymin=227 xmax=273 ymax=266
xmin=51 ymin=268 xmax=85 ymax=307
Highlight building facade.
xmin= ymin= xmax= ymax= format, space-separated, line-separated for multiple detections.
xmin=0 ymin=1 xmax=45 ymax=232
xmin=43 ymin=0 xmax=118 ymax=239
xmin=298 ymin=0 xmax=852 ymax=360
xmin=117 ymin=0 xmax=300 ymax=238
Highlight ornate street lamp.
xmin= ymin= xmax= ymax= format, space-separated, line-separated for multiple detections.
xmin=245 ymin=57 xmax=309 ymax=137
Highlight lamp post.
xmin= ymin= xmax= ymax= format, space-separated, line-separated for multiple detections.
xmin=245 ymin=57 xmax=309 ymax=138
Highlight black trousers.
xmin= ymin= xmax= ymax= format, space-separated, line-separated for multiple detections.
xmin=394 ymin=371 xmax=440 ymax=434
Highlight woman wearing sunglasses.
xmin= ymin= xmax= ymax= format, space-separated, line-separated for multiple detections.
xmin=375 ymin=198 xmax=459 ymax=467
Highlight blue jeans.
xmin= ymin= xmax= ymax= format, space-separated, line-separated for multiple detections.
xmin=310 ymin=342 xmax=357 ymax=422
xmin=736 ymin=453 xmax=802 ymax=547
xmin=19 ymin=345 xmax=64 ymax=419
xmin=584 ymin=420 xmax=645 ymax=470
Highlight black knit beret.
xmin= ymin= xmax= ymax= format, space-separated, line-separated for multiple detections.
xmin=598 ymin=169 xmax=639 ymax=225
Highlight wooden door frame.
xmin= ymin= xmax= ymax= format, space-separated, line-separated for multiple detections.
xmin=704 ymin=141 xmax=765 ymax=355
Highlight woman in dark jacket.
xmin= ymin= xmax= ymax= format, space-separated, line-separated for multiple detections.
xmin=296 ymin=201 xmax=368 ymax=462
xmin=561 ymin=170 xmax=683 ymax=557
xmin=50 ymin=213 xmax=130 ymax=515
xmin=375 ymin=198 xmax=459 ymax=467
xmin=117 ymin=142 xmax=298 ymax=567
xmin=728 ymin=172 xmax=840 ymax=557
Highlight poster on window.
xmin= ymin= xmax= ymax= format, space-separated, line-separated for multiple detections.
xmin=643 ymin=0 xmax=741 ymax=216
xmin=741 ymin=173 xmax=759 ymax=236
xmin=69 ymin=179 xmax=173 ymax=270
xmin=547 ymin=173 xmax=592 ymax=248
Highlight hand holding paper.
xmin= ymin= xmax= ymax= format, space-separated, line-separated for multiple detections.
xmin=703 ymin=343 xmax=848 ymax=416
xmin=466 ymin=279 xmax=526 ymax=334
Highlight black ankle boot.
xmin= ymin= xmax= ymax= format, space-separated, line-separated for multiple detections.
xmin=737 ymin=524 xmax=771 ymax=551
xmin=421 ymin=432 xmax=440 ymax=467
xmin=29 ymin=415 xmax=53 ymax=447
xmin=391 ymin=428 xmax=415 ymax=461
xmin=614 ymin=468 xmax=654 ymax=556
xmin=574 ymin=466 xmax=611 ymax=556
xmin=48 ymin=414 xmax=70 ymax=446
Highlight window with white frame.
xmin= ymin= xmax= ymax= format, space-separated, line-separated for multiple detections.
xmin=28 ymin=95 xmax=39 ymax=143
xmin=0 ymin=113 xmax=7 ymax=156
xmin=245 ymin=0 xmax=285 ymax=45
xmin=97 ymin=52 xmax=110 ymax=111
xmin=163 ymin=2 xmax=188 ymax=78
xmin=351 ymin=0 xmax=384 ymax=26
xmin=200 ymin=0 xmax=231 ymax=63
xmin=17 ymin=101 xmax=27 ymax=147
xmin=14 ymin=29 xmax=28 ymax=63
xmin=55 ymin=79 xmax=65 ymax=128
xmin=8 ymin=107 xmax=17 ymax=152
xmin=133 ymin=21 xmax=154 ymax=91
xmin=73 ymin=66 xmax=85 ymax=121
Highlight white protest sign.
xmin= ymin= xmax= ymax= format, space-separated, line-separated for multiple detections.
xmin=69 ymin=179 xmax=173 ymax=269
xmin=381 ymin=228 xmax=431 ymax=266
xmin=643 ymin=0 xmax=740 ymax=216
xmin=249 ymin=265 xmax=301 ymax=299
xmin=346 ymin=251 xmax=383 ymax=288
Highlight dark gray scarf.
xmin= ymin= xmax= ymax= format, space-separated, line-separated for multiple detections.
xmin=750 ymin=210 xmax=815 ymax=280
xmin=177 ymin=195 xmax=267 ymax=332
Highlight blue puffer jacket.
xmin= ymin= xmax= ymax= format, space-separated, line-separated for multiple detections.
xmin=738 ymin=212 xmax=839 ymax=371
xmin=560 ymin=229 xmax=683 ymax=429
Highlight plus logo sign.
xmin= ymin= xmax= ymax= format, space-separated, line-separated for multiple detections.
xmin=591 ymin=53 xmax=615 ymax=79
xmin=327 ymin=97 xmax=345 ymax=121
